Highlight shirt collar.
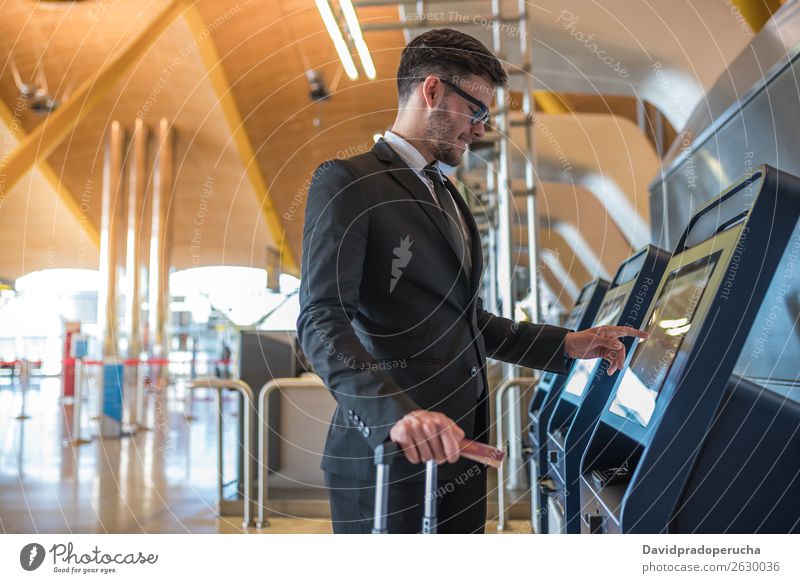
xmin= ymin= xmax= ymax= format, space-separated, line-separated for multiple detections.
xmin=382 ymin=130 xmax=442 ymax=180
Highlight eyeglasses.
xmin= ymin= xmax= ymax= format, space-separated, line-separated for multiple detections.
xmin=417 ymin=77 xmax=490 ymax=125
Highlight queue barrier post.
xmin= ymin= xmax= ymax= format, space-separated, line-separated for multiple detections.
xmin=188 ymin=378 xmax=256 ymax=529
xmin=134 ymin=358 xmax=168 ymax=430
xmin=14 ymin=359 xmax=35 ymax=421
xmin=184 ymin=373 xmax=197 ymax=421
xmin=495 ymin=376 xmax=537 ymax=531
xmin=135 ymin=361 xmax=150 ymax=430
xmin=64 ymin=358 xmax=93 ymax=446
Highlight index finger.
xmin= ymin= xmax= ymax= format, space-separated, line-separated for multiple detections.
xmin=603 ymin=326 xmax=649 ymax=339
xmin=439 ymin=429 xmax=461 ymax=463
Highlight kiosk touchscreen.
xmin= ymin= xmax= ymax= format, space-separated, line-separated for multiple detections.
xmin=543 ymin=245 xmax=670 ymax=534
xmin=579 ymin=165 xmax=800 ymax=533
xmin=526 ymin=277 xmax=609 ymax=534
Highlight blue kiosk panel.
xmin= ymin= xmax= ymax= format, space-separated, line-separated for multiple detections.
xmin=544 ymin=245 xmax=670 ymax=534
xmin=579 ymin=166 xmax=800 ymax=533
xmin=526 ymin=277 xmax=609 ymax=534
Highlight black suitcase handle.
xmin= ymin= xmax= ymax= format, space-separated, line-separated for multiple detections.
xmin=372 ymin=442 xmax=438 ymax=534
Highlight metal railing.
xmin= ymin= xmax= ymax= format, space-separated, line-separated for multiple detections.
xmin=256 ymin=376 xmax=326 ymax=528
xmin=495 ymin=375 xmax=537 ymax=531
xmin=188 ymin=378 xmax=256 ymax=529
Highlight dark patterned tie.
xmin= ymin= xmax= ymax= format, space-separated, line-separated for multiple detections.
xmin=422 ymin=163 xmax=481 ymax=397
xmin=422 ymin=163 xmax=471 ymax=274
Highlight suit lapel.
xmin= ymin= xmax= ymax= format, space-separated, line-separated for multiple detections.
xmin=373 ymin=138 xmax=471 ymax=284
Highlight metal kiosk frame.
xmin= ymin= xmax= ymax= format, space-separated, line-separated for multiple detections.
xmin=543 ymin=245 xmax=670 ymax=533
xmin=526 ymin=277 xmax=609 ymax=534
xmin=579 ymin=165 xmax=800 ymax=533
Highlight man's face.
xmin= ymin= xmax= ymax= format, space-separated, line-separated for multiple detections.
xmin=422 ymin=75 xmax=493 ymax=167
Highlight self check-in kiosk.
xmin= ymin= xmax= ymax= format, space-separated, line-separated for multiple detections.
xmin=527 ymin=277 xmax=609 ymax=534
xmin=579 ymin=165 xmax=800 ymax=533
xmin=544 ymin=245 xmax=671 ymax=534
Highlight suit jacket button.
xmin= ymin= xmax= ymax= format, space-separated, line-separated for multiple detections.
xmin=347 ymin=409 xmax=354 ymax=418
xmin=469 ymin=366 xmax=478 ymax=377
xmin=363 ymin=427 xmax=371 ymax=437
xmin=358 ymin=421 xmax=365 ymax=429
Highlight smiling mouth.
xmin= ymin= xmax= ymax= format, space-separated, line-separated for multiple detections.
xmin=457 ymin=136 xmax=470 ymax=149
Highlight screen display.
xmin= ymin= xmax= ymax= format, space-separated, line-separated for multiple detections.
xmin=564 ymin=295 xmax=626 ymax=398
xmin=608 ymin=255 xmax=718 ymax=427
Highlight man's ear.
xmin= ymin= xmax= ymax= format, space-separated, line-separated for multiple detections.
xmin=420 ymin=75 xmax=444 ymax=109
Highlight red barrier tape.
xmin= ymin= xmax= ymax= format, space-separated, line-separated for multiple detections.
xmin=60 ymin=357 xmax=228 ymax=367
xmin=3 ymin=358 xmax=232 ymax=367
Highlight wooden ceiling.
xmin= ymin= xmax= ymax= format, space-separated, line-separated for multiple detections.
xmin=0 ymin=0 xmax=413 ymax=280
xmin=192 ymin=0 xmax=407 ymax=273
xmin=0 ymin=0 xmax=754 ymax=290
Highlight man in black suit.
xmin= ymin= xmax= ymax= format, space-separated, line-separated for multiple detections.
xmin=297 ymin=28 xmax=645 ymax=533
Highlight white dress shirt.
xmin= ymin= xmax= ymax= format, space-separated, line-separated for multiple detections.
xmin=382 ymin=130 xmax=471 ymax=252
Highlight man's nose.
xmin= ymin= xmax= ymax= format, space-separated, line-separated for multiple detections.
xmin=471 ymin=121 xmax=486 ymax=139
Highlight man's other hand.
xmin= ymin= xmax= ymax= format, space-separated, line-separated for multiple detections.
xmin=564 ymin=326 xmax=649 ymax=375
xmin=389 ymin=410 xmax=465 ymax=464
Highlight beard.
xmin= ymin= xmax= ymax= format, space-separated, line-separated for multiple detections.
xmin=423 ymin=101 xmax=463 ymax=167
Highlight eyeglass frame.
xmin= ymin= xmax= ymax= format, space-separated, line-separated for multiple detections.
xmin=415 ymin=76 xmax=491 ymax=125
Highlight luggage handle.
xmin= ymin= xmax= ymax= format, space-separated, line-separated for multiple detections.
xmin=371 ymin=440 xmax=504 ymax=533
xmin=372 ymin=442 xmax=437 ymax=534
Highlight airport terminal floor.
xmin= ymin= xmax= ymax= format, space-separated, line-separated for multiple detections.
xmin=1 ymin=0 xmax=799 ymax=580
xmin=0 ymin=377 xmax=526 ymax=534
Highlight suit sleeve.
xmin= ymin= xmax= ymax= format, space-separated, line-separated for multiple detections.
xmin=296 ymin=160 xmax=419 ymax=450
xmin=475 ymin=296 xmax=573 ymax=374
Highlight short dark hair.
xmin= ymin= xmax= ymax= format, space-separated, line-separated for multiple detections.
xmin=396 ymin=28 xmax=508 ymax=106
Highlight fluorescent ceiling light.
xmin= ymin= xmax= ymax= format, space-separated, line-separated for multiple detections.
xmin=316 ymin=0 xmax=358 ymax=80
xmin=339 ymin=0 xmax=376 ymax=79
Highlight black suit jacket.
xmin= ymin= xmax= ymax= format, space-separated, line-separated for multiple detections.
xmin=297 ymin=137 xmax=572 ymax=481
